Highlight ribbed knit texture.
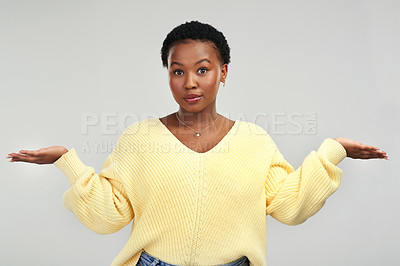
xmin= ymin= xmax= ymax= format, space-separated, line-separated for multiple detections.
xmin=54 ymin=117 xmax=347 ymax=266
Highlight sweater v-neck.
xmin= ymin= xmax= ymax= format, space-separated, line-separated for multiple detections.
xmin=155 ymin=117 xmax=239 ymax=155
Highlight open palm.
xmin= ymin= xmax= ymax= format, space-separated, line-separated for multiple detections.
xmin=334 ymin=137 xmax=388 ymax=160
xmin=6 ymin=146 xmax=68 ymax=164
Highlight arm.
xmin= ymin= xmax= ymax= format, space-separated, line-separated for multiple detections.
xmin=53 ymin=142 xmax=134 ymax=235
xmin=7 ymin=123 xmax=141 ymax=234
xmin=265 ymin=138 xmax=346 ymax=225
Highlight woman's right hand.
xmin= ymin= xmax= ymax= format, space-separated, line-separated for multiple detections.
xmin=6 ymin=146 xmax=69 ymax=165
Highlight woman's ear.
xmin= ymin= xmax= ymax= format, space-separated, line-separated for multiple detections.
xmin=220 ymin=63 xmax=228 ymax=82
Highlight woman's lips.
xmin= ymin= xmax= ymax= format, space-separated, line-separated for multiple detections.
xmin=184 ymin=96 xmax=202 ymax=103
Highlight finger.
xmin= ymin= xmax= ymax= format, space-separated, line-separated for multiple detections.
xmin=10 ymin=153 xmax=33 ymax=163
xmin=373 ymin=150 xmax=386 ymax=158
xmin=380 ymin=152 xmax=389 ymax=160
xmin=363 ymin=148 xmax=386 ymax=154
xmin=360 ymin=151 xmax=388 ymax=159
xmin=359 ymin=149 xmax=380 ymax=157
xmin=368 ymin=148 xmax=389 ymax=160
xmin=360 ymin=150 xmax=380 ymax=158
xmin=372 ymin=147 xmax=388 ymax=157
xmin=376 ymin=150 xmax=387 ymax=157
xmin=19 ymin=150 xmax=38 ymax=156
xmin=8 ymin=153 xmax=18 ymax=158
xmin=362 ymin=145 xmax=379 ymax=151
xmin=360 ymin=153 xmax=381 ymax=159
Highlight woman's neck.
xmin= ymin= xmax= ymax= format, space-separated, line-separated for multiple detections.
xmin=176 ymin=109 xmax=219 ymax=127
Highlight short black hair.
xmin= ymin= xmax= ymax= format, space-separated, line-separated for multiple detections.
xmin=161 ymin=20 xmax=231 ymax=68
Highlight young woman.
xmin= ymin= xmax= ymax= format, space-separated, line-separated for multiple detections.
xmin=7 ymin=21 xmax=388 ymax=266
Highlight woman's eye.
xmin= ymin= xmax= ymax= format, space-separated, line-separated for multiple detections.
xmin=173 ymin=70 xmax=183 ymax=76
xmin=173 ymin=68 xmax=207 ymax=76
xmin=198 ymin=68 xmax=208 ymax=74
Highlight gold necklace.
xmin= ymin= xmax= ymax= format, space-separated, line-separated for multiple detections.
xmin=175 ymin=112 xmax=220 ymax=138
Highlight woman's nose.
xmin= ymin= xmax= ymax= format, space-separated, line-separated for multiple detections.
xmin=184 ymin=73 xmax=197 ymax=89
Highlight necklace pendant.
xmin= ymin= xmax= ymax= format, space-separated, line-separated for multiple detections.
xmin=194 ymin=132 xmax=201 ymax=137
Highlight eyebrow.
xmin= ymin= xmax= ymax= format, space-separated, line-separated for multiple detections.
xmin=170 ymin=58 xmax=211 ymax=67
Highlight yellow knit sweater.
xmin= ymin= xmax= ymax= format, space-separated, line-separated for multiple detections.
xmin=53 ymin=117 xmax=347 ymax=266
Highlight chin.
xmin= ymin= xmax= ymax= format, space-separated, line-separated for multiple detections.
xmin=180 ymin=105 xmax=204 ymax=113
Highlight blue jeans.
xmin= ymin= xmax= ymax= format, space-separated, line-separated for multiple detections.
xmin=136 ymin=250 xmax=250 ymax=266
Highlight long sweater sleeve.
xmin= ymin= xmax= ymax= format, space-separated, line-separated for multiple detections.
xmin=265 ymin=138 xmax=347 ymax=225
xmin=53 ymin=146 xmax=134 ymax=235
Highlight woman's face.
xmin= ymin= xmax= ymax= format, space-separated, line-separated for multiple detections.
xmin=167 ymin=39 xmax=227 ymax=113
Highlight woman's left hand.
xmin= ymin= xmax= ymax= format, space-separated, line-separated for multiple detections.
xmin=333 ymin=137 xmax=389 ymax=160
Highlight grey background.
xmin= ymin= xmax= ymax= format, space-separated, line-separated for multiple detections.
xmin=1 ymin=0 xmax=399 ymax=265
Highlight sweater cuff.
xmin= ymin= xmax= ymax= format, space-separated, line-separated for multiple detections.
xmin=53 ymin=148 xmax=88 ymax=186
xmin=317 ymin=138 xmax=347 ymax=165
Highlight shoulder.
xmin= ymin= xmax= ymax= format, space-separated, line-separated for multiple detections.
xmin=121 ymin=117 xmax=158 ymax=136
xmin=112 ymin=118 xmax=159 ymax=156
xmin=236 ymin=120 xmax=278 ymax=150
xmin=236 ymin=120 xmax=269 ymax=136
xmin=115 ymin=118 xmax=158 ymax=146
